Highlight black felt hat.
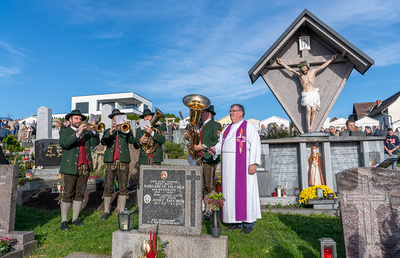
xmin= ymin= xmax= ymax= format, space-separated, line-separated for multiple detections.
xmin=204 ymin=105 xmax=216 ymax=116
xmin=108 ymin=109 xmax=125 ymax=119
xmin=140 ymin=109 xmax=155 ymax=119
xmin=65 ymin=109 xmax=86 ymax=121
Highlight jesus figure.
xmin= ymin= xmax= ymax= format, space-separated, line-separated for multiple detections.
xmin=277 ymin=54 xmax=337 ymax=132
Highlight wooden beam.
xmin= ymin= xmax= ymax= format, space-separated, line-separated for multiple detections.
xmin=267 ymin=55 xmax=348 ymax=69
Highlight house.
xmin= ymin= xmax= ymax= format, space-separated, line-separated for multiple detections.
xmin=54 ymin=92 xmax=153 ymax=118
xmin=260 ymin=116 xmax=290 ymax=130
xmin=354 ymin=116 xmax=379 ymax=131
xmin=367 ymin=91 xmax=400 ymax=129
xmin=217 ymin=115 xmax=231 ymax=129
xmin=247 ymin=118 xmax=261 ymax=131
xmin=350 ymin=102 xmax=376 ymax=121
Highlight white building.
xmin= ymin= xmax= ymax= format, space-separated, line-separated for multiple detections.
xmin=68 ymin=92 xmax=152 ymax=117
xmin=260 ymin=116 xmax=290 ymax=129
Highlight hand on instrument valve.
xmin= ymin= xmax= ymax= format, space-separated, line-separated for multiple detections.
xmin=144 ymin=125 xmax=153 ymax=135
xmin=193 ymin=144 xmax=203 ymax=151
xmin=110 ymin=122 xmax=117 ymax=134
xmin=77 ymin=123 xmax=87 ymax=136
xmin=140 ymin=135 xmax=149 ymax=144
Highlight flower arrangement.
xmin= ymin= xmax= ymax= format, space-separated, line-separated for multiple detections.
xmin=203 ymin=192 xmax=226 ymax=210
xmin=87 ymin=174 xmax=98 ymax=183
xmin=298 ymin=185 xmax=337 ymax=205
xmin=141 ymin=225 xmax=169 ymax=258
xmin=214 ymin=173 xmax=221 ymax=186
xmin=0 ymin=237 xmax=17 ymax=256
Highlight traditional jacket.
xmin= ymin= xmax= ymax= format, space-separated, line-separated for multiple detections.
xmin=101 ymin=128 xmax=136 ymax=163
xmin=59 ymin=127 xmax=100 ymax=175
xmin=134 ymin=125 xmax=165 ymax=164
xmin=201 ymin=120 xmax=222 ymax=163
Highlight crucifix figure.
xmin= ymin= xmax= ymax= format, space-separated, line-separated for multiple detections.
xmin=277 ymin=54 xmax=337 ymax=132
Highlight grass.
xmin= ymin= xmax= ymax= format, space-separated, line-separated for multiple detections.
xmin=15 ymin=206 xmax=344 ymax=257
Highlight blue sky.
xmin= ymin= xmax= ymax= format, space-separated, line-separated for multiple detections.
xmin=1 ymin=0 xmax=399 ymax=121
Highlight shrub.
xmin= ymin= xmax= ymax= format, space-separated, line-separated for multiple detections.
xmin=2 ymin=135 xmax=24 ymax=152
xmin=164 ymin=141 xmax=184 ymax=159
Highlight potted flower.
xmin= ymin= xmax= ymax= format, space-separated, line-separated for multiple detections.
xmin=203 ymin=192 xmax=226 ymax=237
xmin=0 ymin=237 xmax=17 ymax=256
xmin=298 ymin=185 xmax=337 ymax=205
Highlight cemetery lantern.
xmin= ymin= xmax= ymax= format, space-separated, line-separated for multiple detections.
xmin=118 ymin=209 xmax=134 ymax=231
xmin=319 ymin=238 xmax=337 ymax=258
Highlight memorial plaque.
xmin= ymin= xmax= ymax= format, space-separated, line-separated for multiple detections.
xmin=337 ymin=167 xmax=400 ymax=257
xmin=330 ymin=142 xmax=361 ymax=175
xmin=138 ymin=165 xmax=202 ymax=236
xmin=0 ymin=165 xmax=19 ymax=233
xmin=34 ymin=139 xmax=62 ymax=167
xmin=269 ymin=144 xmax=299 ymax=194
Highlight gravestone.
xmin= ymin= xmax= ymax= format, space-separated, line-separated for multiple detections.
xmin=337 ymin=167 xmax=400 ymax=257
xmin=0 ymin=165 xmax=18 ymax=233
xmin=101 ymin=104 xmax=113 ymax=129
xmin=138 ymin=165 xmax=202 ymax=235
xmin=269 ymin=143 xmax=299 ymax=192
xmin=36 ymin=106 xmax=52 ymax=140
xmin=34 ymin=139 xmax=62 ymax=167
xmin=0 ymin=165 xmax=38 ymax=256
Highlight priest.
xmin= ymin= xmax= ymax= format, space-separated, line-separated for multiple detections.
xmin=210 ymin=104 xmax=262 ymax=234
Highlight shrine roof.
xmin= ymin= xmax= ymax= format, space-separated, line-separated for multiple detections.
xmin=248 ymin=9 xmax=375 ymax=83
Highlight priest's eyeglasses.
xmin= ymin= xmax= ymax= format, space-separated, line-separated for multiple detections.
xmin=229 ymin=110 xmax=241 ymax=113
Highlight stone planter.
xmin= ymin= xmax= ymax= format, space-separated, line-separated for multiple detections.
xmin=86 ymin=178 xmax=104 ymax=191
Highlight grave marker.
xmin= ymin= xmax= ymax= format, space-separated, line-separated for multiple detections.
xmin=138 ymin=165 xmax=202 ymax=236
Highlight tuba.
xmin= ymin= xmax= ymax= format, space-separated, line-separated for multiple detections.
xmin=142 ymin=108 xmax=166 ymax=154
xmin=182 ymin=94 xmax=211 ymax=159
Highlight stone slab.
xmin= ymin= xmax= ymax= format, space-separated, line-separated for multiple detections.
xmin=36 ymin=106 xmax=52 ymax=140
xmin=337 ymin=167 xmax=400 ymax=257
xmin=261 ymin=208 xmax=339 ymax=216
xmin=34 ymin=139 xmax=62 ymax=167
xmin=112 ymin=230 xmax=228 ymax=258
xmin=0 ymin=249 xmax=24 ymax=258
xmin=308 ymin=199 xmax=338 ymax=205
xmin=0 ymin=165 xmax=19 ymax=233
xmin=2 ymin=231 xmax=38 ymax=257
xmin=138 ymin=165 xmax=203 ymax=236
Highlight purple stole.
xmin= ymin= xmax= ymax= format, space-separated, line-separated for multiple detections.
xmin=221 ymin=120 xmax=247 ymax=221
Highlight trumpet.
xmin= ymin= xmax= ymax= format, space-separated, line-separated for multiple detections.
xmin=79 ymin=122 xmax=106 ymax=133
xmin=116 ymin=123 xmax=131 ymax=133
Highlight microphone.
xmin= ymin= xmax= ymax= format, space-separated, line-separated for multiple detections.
xmin=202 ymin=144 xmax=216 ymax=155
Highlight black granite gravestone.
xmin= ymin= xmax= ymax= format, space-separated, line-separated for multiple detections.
xmin=34 ymin=139 xmax=62 ymax=167
xmin=138 ymin=165 xmax=202 ymax=236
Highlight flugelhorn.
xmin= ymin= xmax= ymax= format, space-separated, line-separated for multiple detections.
xmin=79 ymin=122 xmax=105 ymax=132
xmin=142 ymin=108 xmax=166 ymax=155
xmin=182 ymin=94 xmax=211 ymax=159
xmin=116 ymin=123 xmax=131 ymax=134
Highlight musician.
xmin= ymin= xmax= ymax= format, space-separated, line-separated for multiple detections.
xmin=192 ymin=105 xmax=222 ymax=220
xmin=133 ymin=109 xmax=165 ymax=165
xmin=133 ymin=109 xmax=165 ymax=213
xmin=59 ymin=109 xmax=99 ymax=231
xmin=100 ymin=109 xmax=136 ymax=220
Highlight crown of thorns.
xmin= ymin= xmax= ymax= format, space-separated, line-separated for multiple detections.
xmin=297 ymin=61 xmax=308 ymax=68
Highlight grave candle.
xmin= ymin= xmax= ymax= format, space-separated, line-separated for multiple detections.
xmin=277 ymin=185 xmax=281 ymax=197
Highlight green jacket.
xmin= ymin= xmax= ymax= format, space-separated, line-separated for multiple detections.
xmin=101 ymin=128 xmax=136 ymax=163
xmin=59 ymin=127 xmax=100 ymax=175
xmin=133 ymin=125 xmax=165 ymax=165
xmin=201 ymin=120 xmax=222 ymax=163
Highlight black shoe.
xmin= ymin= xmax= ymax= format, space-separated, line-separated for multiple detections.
xmin=240 ymin=227 xmax=253 ymax=234
xmin=61 ymin=221 xmax=69 ymax=231
xmin=72 ymin=219 xmax=84 ymax=227
xmin=101 ymin=212 xmax=109 ymax=220
xmin=202 ymin=210 xmax=212 ymax=220
xmin=225 ymin=224 xmax=241 ymax=231
xmin=133 ymin=207 xmax=139 ymax=214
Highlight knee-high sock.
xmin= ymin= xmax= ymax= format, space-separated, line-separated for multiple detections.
xmin=72 ymin=200 xmax=82 ymax=221
xmin=119 ymin=195 xmax=127 ymax=211
xmin=61 ymin=202 xmax=71 ymax=222
xmin=103 ymin=197 xmax=111 ymax=213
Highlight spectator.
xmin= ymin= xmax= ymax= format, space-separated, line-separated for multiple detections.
xmin=340 ymin=119 xmax=355 ymax=136
xmin=0 ymin=119 xmax=5 ymax=128
xmin=365 ymin=126 xmax=373 ymax=136
xmin=259 ymin=124 xmax=268 ymax=138
xmin=60 ymin=120 xmax=68 ymax=130
xmin=329 ymin=126 xmax=336 ymax=136
xmin=374 ymin=125 xmax=383 ymax=136
xmin=384 ymin=128 xmax=399 ymax=170
xmin=394 ymin=127 xmax=400 ymax=138
xmin=15 ymin=119 xmax=20 ymax=136
xmin=8 ymin=119 xmax=16 ymax=135
xmin=0 ymin=126 xmax=11 ymax=142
